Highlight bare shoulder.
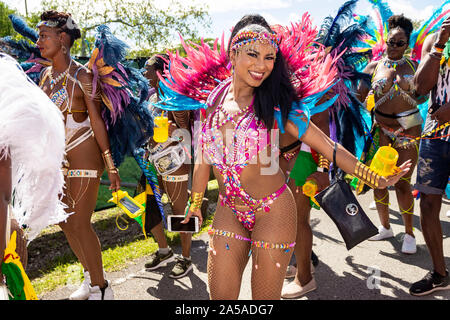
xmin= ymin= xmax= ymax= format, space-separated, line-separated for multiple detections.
xmin=364 ymin=61 xmax=379 ymax=74
xmin=74 ymin=63 xmax=93 ymax=82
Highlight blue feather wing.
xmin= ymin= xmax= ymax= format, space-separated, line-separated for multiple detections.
xmin=9 ymin=14 xmax=39 ymax=43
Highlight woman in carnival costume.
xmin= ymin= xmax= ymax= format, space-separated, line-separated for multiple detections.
xmin=357 ymin=14 xmax=428 ymax=254
xmin=281 ymin=0 xmax=373 ymax=298
xmin=156 ymin=13 xmax=411 ymax=299
xmin=35 ymin=10 xmax=153 ymax=300
xmin=0 ymin=52 xmax=68 ymax=299
xmin=140 ymin=54 xmax=195 ymax=279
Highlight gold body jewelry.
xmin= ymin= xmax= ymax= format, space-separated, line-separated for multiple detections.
xmin=354 ymin=161 xmax=381 ymax=189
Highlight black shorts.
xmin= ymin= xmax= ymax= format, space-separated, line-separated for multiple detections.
xmin=138 ymin=174 xmax=163 ymax=232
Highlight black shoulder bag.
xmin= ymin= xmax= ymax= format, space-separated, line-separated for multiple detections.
xmin=314 ymin=142 xmax=378 ymax=250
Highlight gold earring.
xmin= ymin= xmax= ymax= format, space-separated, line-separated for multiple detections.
xmin=61 ymin=45 xmax=67 ymax=55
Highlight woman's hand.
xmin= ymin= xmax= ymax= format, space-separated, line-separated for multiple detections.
xmin=306 ymin=171 xmax=330 ymax=192
xmin=378 ymin=159 xmax=412 ymax=189
xmin=431 ymin=103 xmax=450 ymax=125
xmin=108 ymin=171 xmax=121 ymax=192
xmin=182 ymin=205 xmax=203 ymax=231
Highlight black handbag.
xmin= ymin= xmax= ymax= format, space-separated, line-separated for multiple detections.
xmin=314 ymin=143 xmax=378 ymax=250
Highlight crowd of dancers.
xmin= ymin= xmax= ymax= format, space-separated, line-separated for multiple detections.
xmin=0 ymin=0 xmax=449 ymax=300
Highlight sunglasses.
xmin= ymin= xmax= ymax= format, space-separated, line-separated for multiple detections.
xmin=387 ymin=40 xmax=407 ymax=47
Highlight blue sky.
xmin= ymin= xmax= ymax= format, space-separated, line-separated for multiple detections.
xmin=4 ymin=0 xmax=449 ymax=45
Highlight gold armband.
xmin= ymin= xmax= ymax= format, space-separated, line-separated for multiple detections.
xmin=102 ymin=149 xmax=118 ymax=173
xmin=189 ymin=192 xmax=204 ymax=211
xmin=353 ymin=162 xmax=381 ymax=189
xmin=318 ymin=154 xmax=330 ymax=172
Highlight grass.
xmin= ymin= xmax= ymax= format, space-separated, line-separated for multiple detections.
xmin=27 ymin=167 xmax=219 ymax=297
xmin=96 ymin=156 xmax=142 ymax=211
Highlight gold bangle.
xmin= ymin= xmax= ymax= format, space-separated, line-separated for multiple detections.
xmin=190 ymin=192 xmax=204 ymax=211
xmin=102 ymin=149 xmax=116 ymax=170
xmin=353 ymin=162 xmax=380 ymax=189
xmin=318 ymin=154 xmax=330 ymax=170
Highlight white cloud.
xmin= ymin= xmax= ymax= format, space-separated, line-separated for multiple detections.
xmin=386 ymin=0 xmax=435 ymax=22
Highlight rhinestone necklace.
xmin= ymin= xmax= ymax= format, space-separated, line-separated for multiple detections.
xmin=48 ymin=60 xmax=72 ymax=89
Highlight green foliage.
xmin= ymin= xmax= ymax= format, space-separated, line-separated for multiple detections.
xmin=0 ymin=2 xmax=17 ymax=37
xmin=96 ymin=156 xmax=142 ymax=211
xmin=40 ymin=0 xmax=211 ymax=57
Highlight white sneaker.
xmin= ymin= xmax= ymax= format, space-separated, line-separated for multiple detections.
xmin=369 ymin=201 xmax=377 ymax=210
xmin=69 ymin=270 xmax=90 ymax=300
xmin=369 ymin=225 xmax=394 ymax=241
xmin=401 ymin=234 xmax=417 ymax=254
xmin=88 ymin=280 xmax=114 ymax=300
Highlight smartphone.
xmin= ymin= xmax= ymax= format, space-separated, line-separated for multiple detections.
xmin=167 ymin=215 xmax=199 ymax=233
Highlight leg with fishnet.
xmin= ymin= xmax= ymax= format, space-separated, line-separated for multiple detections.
xmin=207 ymin=205 xmax=251 ymax=300
xmin=250 ymin=187 xmax=297 ymax=300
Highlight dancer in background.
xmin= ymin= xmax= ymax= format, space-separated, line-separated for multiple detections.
xmin=141 ymin=54 xmax=195 ymax=279
xmin=282 ymin=0 xmax=372 ymax=298
xmin=357 ymin=15 xmax=427 ymax=254
xmin=36 ymin=10 xmax=153 ymax=300
xmin=410 ymin=16 xmax=450 ymax=296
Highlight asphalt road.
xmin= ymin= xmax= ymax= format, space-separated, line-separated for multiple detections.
xmin=40 ymin=184 xmax=450 ymax=301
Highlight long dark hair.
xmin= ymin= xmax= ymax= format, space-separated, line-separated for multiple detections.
xmin=228 ymin=14 xmax=297 ymax=129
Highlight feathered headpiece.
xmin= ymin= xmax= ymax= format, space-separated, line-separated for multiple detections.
xmin=157 ymin=13 xmax=340 ymax=120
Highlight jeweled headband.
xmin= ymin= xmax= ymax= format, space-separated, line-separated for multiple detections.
xmin=36 ymin=17 xmax=79 ymax=30
xmin=230 ymin=30 xmax=280 ymax=53
xmin=36 ymin=20 xmax=60 ymax=28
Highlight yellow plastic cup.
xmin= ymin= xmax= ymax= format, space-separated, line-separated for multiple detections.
xmin=366 ymin=94 xmax=375 ymax=112
xmin=369 ymin=145 xmax=399 ymax=176
xmin=153 ymin=111 xmax=169 ymax=143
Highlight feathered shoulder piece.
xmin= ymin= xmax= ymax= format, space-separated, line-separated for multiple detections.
xmin=273 ymin=13 xmax=341 ymax=102
xmin=157 ymin=13 xmax=340 ymax=123
xmin=354 ymin=0 xmax=393 ymax=62
xmin=410 ymin=0 xmax=450 ymax=62
xmin=314 ymin=0 xmax=371 ymax=155
xmin=86 ymin=25 xmax=153 ymax=166
xmin=156 ymin=34 xmax=231 ymax=114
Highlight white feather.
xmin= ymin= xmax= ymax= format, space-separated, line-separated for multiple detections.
xmin=0 ymin=54 xmax=69 ymax=241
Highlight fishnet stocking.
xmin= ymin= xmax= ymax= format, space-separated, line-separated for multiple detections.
xmin=207 ymin=187 xmax=297 ymax=300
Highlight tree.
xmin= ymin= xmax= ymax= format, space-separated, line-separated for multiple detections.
xmin=40 ymin=0 xmax=211 ymax=57
xmin=0 ymin=2 xmax=17 ymax=38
